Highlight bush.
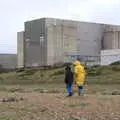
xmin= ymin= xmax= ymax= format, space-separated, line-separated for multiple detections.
xmin=112 ymin=66 xmax=120 ymax=71
xmin=50 ymin=69 xmax=64 ymax=76
xmin=87 ymin=67 xmax=102 ymax=76
xmin=110 ymin=61 xmax=120 ymax=65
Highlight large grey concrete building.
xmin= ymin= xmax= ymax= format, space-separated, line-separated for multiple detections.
xmin=17 ymin=18 xmax=120 ymax=67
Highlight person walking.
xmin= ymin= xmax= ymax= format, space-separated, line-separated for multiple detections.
xmin=64 ymin=65 xmax=74 ymax=97
xmin=73 ymin=59 xmax=86 ymax=96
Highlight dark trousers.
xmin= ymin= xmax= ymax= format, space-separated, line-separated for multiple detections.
xmin=78 ymin=85 xmax=84 ymax=96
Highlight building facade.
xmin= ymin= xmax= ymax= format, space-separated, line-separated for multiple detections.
xmin=17 ymin=18 xmax=120 ymax=67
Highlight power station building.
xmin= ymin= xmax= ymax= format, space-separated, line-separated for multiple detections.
xmin=17 ymin=18 xmax=120 ymax=67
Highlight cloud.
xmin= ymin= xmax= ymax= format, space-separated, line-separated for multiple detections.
xmin=67 ymin=0 xmax=120 ymax=24
xmin=0 ymin=0 xmax=120 ymax=53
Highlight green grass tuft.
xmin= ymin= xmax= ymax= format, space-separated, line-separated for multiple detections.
xmin=69 ymin=102 xmax=89 ymax=108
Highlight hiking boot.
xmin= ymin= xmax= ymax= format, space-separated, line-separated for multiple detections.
xmin=78 ymin=92 xmax=84 ymax=96
xmin=69 ymin=92 xmax=73 ymax=96
xmin=66 ymin=92 xmax=73 ymax=97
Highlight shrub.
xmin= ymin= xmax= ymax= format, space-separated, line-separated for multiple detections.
xmin=110 ymin=61 xmax=120 ymax=65
xmin=50 ymin=69 xmax=64 ymax=76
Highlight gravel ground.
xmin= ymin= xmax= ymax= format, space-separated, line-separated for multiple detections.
xmin=0 ymin=92 xmax=120 ymax=120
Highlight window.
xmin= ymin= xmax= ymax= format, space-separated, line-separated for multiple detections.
xmin=40 ymin=36 xmax=44 ymax=42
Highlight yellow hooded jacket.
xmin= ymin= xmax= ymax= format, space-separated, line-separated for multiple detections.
xmin=74 ymin=61 xmax=86 ymax=86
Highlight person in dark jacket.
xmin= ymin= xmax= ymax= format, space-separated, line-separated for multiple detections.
xmin=64 ymin=65 xmax=74 ymax=97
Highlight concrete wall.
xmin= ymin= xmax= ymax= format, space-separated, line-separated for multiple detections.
xmin=46 ymin=18 xmax=77 ymax=65
xmin=101 ymin=49 xmax=120 ymax=65
xmin=46 ymin=18 xmax=104 ymax=65
xmin=103 ymin=25 xmax=120 ymax=49
xmin=24 ymin=18 xmax=47 ymax=67
xmin=17 ymin=31 xmax=25 ymax=68
xmin=0 ymin=54 xmax=17 ymax=69
xmin=76 ymin=22 xmax=104 ymax=56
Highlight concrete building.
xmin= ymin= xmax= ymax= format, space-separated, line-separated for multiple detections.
xmin=17 ymin=18 xmax=120 ymax=67
xmin=101 ymin=25 xmax=120 ymax=65
xmin=103 ymin=25 xmax=120 ymax=49
xmin=17 ymin=31 xmax=25 ymax=68
xmin=0 ymin=54 xmax=17 ymax=69
xmin=101 ymin=49 xmax=120 ymax=65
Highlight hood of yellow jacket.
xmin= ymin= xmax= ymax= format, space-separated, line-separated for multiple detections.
xmin=73 ymin=60 xmax=81 ymax=66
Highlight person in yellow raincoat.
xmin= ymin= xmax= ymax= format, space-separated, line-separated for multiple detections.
xmin=73 ymin=59 xmax=86 ymax=96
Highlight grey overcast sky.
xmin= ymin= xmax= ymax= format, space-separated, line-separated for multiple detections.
xmin=0 ymin=0 xmax=120 ymax=53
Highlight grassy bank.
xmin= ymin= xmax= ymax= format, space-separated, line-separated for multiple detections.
xmin=0 ymin=64 xmax=120 ymax=85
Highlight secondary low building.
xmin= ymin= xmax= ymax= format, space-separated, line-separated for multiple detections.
xmin=0 ymin=54 xmax=17 ymax=69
